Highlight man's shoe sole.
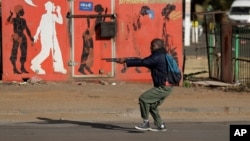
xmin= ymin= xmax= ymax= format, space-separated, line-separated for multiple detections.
xmin=135 ymin=126 xmax=151 ymax=131
xmin=150 ymin=128 xmax=167 ymax=132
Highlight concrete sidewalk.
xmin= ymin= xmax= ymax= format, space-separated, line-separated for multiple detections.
xmin=0 ymin=82 xmax=250 ymax=123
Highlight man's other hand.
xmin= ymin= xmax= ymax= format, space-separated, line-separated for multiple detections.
xmin=117 ymin=58 xmax=127 ymax=64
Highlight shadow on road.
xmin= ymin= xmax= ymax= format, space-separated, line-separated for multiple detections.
xmin=32 ymin=117 xmax=145 ymax=133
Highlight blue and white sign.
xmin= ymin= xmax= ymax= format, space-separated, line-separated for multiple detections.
xmin=146 ymin=10 xmax=155 ymax=20
xmin=79 ymin=2 xmax=93 ymax=11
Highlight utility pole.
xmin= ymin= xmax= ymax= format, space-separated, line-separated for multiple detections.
xmin=184 ymin=0 xmax=191 ymax=46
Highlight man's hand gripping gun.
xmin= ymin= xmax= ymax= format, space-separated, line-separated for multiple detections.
xmin=101 ymin=57 xmax=139 ymax=73
xmin=101 ymin=57 xmax=139 ymax=63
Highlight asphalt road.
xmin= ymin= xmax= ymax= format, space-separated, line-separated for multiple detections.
xmin=1 ymin=120 xmax=249 ymax=141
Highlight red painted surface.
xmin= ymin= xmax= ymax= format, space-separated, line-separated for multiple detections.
xmin=115 ymin=1 xmax=183 ymax=81
xmin=2 ymin=0 xmax=70 ymax=81
xmin=1 ymin=0 xmax=182 ymax=82
xmin=72 ymin=0 xmax=113 ymax=77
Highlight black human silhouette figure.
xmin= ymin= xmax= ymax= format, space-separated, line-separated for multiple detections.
xmin=161 ymin=4 xmax=176 ymax=20
xmin=78 ymin=29 xmax=94 ymax=75
xmin=78 ymin=4 xmax=106 ymax=75
xmin=161 ymin=4 xmax=178 ymax=64
xmin=7 ymin=5 xmax=34 ymax=74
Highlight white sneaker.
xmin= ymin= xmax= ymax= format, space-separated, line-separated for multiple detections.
xmin=150 ymin=122 xmax=167 ymax=132
xmin=134 ymin=121 xmax=151 ymax=131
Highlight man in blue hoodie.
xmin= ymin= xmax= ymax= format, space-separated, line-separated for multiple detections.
xmin=118 ymin=38 xmax=173 ymax=131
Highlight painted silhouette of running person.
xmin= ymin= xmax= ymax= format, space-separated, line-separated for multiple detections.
xmin=31 ymin=1 xmax=66 ymax=74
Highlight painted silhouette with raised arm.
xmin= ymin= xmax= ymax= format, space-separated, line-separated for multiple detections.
xmin=6 ymin=5 xmax=34 ymax=74
xmin=31 ymin=1 xmax=66 ymax=74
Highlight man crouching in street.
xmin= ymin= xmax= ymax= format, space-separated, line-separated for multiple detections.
xmin=117 ymin=38 xmax=172 ymax=131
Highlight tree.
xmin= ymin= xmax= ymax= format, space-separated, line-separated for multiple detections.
xmin=191 ymin=0 xmax=234 ymax=12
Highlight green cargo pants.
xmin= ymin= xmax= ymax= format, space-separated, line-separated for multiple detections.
xmin=139 ymin=86 xmax=172 ymax=127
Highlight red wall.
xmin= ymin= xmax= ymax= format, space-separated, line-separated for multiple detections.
xmin=2 ymin=0 xmax=70 ymax=81
xmin=115 ymin=0 xmax=183 ymax=81
xmin=1 ymin=0 xmax=182 ymax=82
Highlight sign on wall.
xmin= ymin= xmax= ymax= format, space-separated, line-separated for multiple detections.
xmin=79 ymin=2 xmax=93 ymax=11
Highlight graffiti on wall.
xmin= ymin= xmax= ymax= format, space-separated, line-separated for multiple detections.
xmin=31 ymin=1 xmax=66 ymax=74
xmin=119 ymin=0 xmax=179 ymax=4
xmin=6 ymin=5 xmax=34 ymax=74
xmin=24 ymin=0 xmax=37 ymax=7
xmin=161 ymin=4 xmax=181 ymax=64
xmin=78 ymin=4 xmax=110 ymax=75
xmin=121 ymin=3 xmax=181 ymax=73
xmin=6 ymin=1 xmax=67 ymax=75
xmin=123 ymin=5 xmax=155 ymax=73
xmin=77 ymin=4 xmax=107 ymax=75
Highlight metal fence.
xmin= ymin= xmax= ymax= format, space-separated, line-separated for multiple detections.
xmin=232 ymin=26 xmax=250 ymax=84
xmin=192 ymin=11 xmax=250 ymax=85
xmin=206 ymin=21 xmax=222 ymax=80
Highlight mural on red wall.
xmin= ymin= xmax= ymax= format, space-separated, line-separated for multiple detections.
xmin=2 ymin=0 xmax=182 ymax=82
xmin=114 ymin=0 xmax=183 ymax=82
xmin=24 ymin=0 xmax=37 ymax=7
xmin=4 ymin=0 xmax=68 ymax=78
xmin=120 ymin=5 xmax=154 ymax=73
xmin=119 ymin=3 xmax=182 ymax=74
xmin=78 ymin=4 xmax=107 ymax=75
xmin=2 ymin=0 xmax=70 ymax=81
xmin=68 ymin=0 xmax=114 ymax=77
xmin=30 ymin=1 xmax=67 ymax=75
xmin=161 ymin=4 xmax=181 ymax=65
xmin=6 ymin=5 xmax=34 ymax=74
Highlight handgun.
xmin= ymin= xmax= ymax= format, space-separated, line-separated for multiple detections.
xmin=101 ymin=57 xmax=139 ymax=63
xmin=101 ymin=57 xmax=140 ymax=73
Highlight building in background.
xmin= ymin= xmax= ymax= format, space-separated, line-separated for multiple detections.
xmin=1 ymin=0 xmax=183 ymax=83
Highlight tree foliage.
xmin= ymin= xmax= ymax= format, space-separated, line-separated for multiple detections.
xmin=192 ymin=0 xmax=234 ymax=11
